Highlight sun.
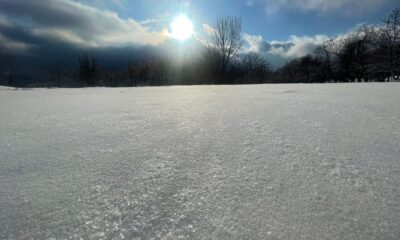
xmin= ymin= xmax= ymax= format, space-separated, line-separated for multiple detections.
xmin=171 ymin=15 xmax=193 ymax=41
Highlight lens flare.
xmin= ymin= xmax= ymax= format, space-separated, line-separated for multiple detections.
xmin=171 ymin=15 xmax=193 ymax=41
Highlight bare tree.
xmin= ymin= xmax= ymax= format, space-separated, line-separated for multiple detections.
xmin=78 ymin=53 xmax=98 ymax=86
xmin=343 ymin=28 xmax=375 ymax=82
xmin=104 ymin=70 xmax=125 ymax=87
xmin=241 ymin=52 xmax=270 ymax=83
xmin=314 ymin=45 xmax=334 ymax=81
xmin=50 ymin=66 xmax=69 ymax=87
xmin=209 ymin=17 xmax=244 ymax=76
xmin=128 ymin=64 xmax=139 ymax=87
xmin=378 ymin=8 xmax=400 ymax=80
xmin=0 ymin=42 xmax=12 ymax=86
xmin=273 ymin=7 xmax=400 ymax=83
xmin=317 ymin=28 xmax=375 ymax=82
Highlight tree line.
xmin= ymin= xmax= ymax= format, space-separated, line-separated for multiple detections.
xmin=73 ymin=16 xmax=271 ymax=87
xmin=0 ymin=45 xmax=12 ymax=86
xmin=1 ymin=8 xmax=399 ymax=87
xmin=273 ymin=8 xmax=400 ymax=83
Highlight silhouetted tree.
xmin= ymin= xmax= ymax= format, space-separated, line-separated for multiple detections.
xmin=0 ymin=43 xmax=12 ymax=86
xmin=128 ymin=64 xmax=139 ymax=87
xmin=6 ymin=8 xmax=400 ymax=87
xmin=376 ymin=8 xmax=400 ymax=80
xmin=50 ymin=66 xmax=69 ymax=87
xmin=335 ymin=31 xmax=373 ymax=82
xmin=208 ymin=17 xmax=244 ymax=82
xmin=314 ymin=41 xmax=335 ymax=82
xmin=276 ymin=55 xmax=326 ymax=83
xmin=241 ymin=52 xmax=270 ymax=83
xmin=79 ymin=53 xmax=98 ymax=86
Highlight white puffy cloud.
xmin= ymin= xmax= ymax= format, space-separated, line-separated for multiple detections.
xmin=203 ymin=24 xmax=217 ymax=36
xmin=243 ymin=33 xmax=329 ymax=58
xmin=0 ymin=0 xmax=169 ymax=48
xmin=281 ymin=35 xmax=329 ymax=58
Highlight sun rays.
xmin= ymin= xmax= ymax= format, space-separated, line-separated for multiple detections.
xmin=171 ymin=15 xmax=194 ymax=41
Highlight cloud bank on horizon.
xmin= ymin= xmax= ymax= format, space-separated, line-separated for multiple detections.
xmin=0 ymin=0 xmax=168 ymax=48
xmin=0 ymin=0 xmax=397 ymax=68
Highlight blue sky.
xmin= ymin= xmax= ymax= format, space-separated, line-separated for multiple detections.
xmin=0 ymin=0 xmax=398 ymax=69
xmin=93 ymin=0 xmax=398 ymax=41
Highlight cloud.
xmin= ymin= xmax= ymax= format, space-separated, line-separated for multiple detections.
xmin=243 ymin=34 xmax=274 ymax=53
xmin=246 ymin=0 xmax=254 ymax=6
xmin=280 ymin=35 xmax=329 ymax=58
xmin=0 ymin=33 xmax=33 ymax=54
xmin=243 ymin=33 xmax=329 ymax=63
xmin=107 ymin=0 xmax=125 ymax=5
xmin=139 ymin=19 xmax=161 ymax=25
xmin=0 ymin=0 xmax=168 ymax=48
xmin=0 ymin=15 xmax=11 ymax=27
xmin=0 ymin=15 xmax=33 ymax=54
xmin=253 ymin=0 xmax=392 ymax=15
xmin=203 ymin=24 xmax=216 ymax=36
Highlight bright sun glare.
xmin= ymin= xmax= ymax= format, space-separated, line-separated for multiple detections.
xmin=171 ymin=15 xmax=193 ymax=41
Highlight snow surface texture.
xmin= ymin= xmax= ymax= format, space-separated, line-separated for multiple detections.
xmin=0 ymin=83 xmax=399 ymax=240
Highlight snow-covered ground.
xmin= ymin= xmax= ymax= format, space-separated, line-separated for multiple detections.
xmin=1 ymin=83 xmax=399 ymax=240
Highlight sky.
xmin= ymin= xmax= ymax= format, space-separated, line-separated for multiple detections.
xmin=0 ymin=0 xmax=398 ymax=72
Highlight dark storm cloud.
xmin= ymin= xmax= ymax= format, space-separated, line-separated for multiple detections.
xmin=0 ymin=20 xmax=161 ymax=71
xmin=0 ymin=0 xmax=174 ymax=81
xmin=0 ymin=0 xmax=168 ymax=48
xmin=0 ymin=0 xmax=86 ymax=28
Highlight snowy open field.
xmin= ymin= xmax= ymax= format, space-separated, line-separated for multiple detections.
xmin=1 ymin=83 xmax=400 ymax=240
